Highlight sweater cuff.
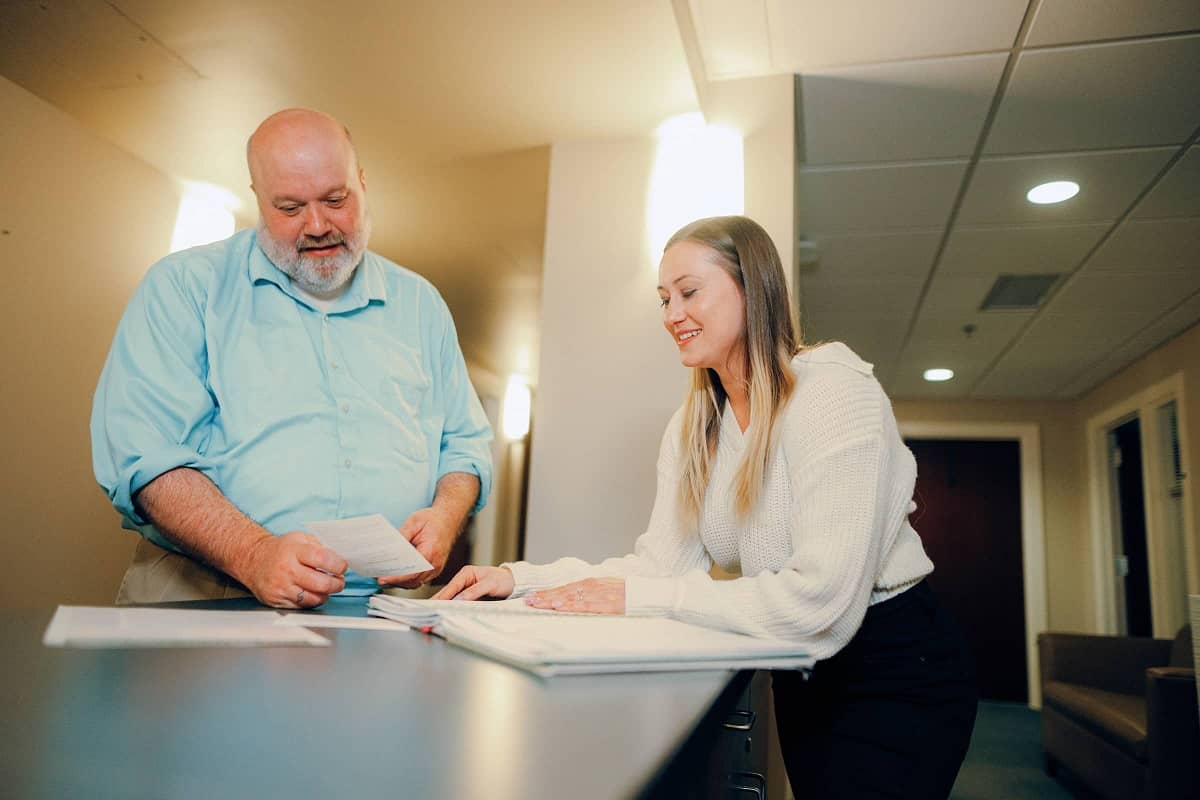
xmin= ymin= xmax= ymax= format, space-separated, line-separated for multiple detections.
xmin=624 ymin=575 xmax=680 ymax=616
xmin=502 ymin=561 xmax=541 ymax=597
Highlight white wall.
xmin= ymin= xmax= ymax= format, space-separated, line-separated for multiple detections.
xmin=524 ymin=78 xmax=794 ymax=564
xmin=524 ymin=139 xmax=686 ymax=562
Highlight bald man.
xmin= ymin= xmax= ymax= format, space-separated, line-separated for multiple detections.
xmin=91 ymin=109 xmax=493 ymax=608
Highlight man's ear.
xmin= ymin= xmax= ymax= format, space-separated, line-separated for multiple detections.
xmin=358 ymin=168 xmax=367 ymax=190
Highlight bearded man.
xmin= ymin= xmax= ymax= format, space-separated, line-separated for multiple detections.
xmin=91 ymin=109 xmax=493 ymax=608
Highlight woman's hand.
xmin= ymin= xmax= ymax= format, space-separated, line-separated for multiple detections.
xmin=431 ymin=565 xmax=515 ymax=600
xmin=525 ymin=578 xmax=625 ymax=614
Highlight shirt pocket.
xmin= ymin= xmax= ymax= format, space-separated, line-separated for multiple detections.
xmin=378 ymin=343 xmax=433 ymax=462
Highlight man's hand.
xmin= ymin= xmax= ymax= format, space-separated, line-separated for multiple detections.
xmin=431 ymin=566 xmax=515 ymax=601
xmin=238 ymin=532 xmax=348 ymax=609
xmin=376 ymin=506 xmax=460 ymax=589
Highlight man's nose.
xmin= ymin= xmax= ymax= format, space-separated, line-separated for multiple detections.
xmin=301 ymin=204 xmax=330 ymax=236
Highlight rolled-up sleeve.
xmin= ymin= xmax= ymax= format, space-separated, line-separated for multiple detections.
xmin=428 ymin=288 xmax=493 ymax=514
xmin=90 ymin=258 xmax=217 ymax=527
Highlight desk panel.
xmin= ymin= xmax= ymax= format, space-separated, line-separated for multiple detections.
xmin=0 ymin=600 xmax=745 ymax=800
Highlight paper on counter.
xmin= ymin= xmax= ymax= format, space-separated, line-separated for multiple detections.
xmin=277 ymin=612 xmax=409 ymax=631
xmin=42 ymin=607 xmax=329 ymax=648
xmin=305 ymin=513 xmax=433 ymax=577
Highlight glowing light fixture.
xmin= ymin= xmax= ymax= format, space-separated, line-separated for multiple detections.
xmin=646 ymin=112 xmax=744 ymax=265
xmin=501 ymin=376 xmax=531 ymax=439
xmin=1026 ymin=180 xmax=1079 ymax=205
xmin=170 ymin=181 xmax=240 ymax=253
xmin=923 ymin=368 xmax=954 ymax=383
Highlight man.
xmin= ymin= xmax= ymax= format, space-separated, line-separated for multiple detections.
xmin=91 ymin=109 xmax=493 ymax=608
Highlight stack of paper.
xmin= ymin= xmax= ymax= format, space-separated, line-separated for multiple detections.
xmin=43 ymin=607 xmax=330 ymax=648
xmin=368 ymin=595 xmax=594 ymax=627
xmin=368 ymin=595 xmax=813 ymax=677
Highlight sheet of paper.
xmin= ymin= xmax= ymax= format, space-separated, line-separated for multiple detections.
xmin=42 ymin=607 xmax=329 ymax=648
xmin=368 ymin=595 xmax=602 ymax=627
xmin=305 ymin=513 xmax=433 ymax=577
xmin=277 ymin=612 xmax=409 ymax=631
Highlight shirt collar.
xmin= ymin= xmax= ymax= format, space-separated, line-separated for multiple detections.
xmin=248 ymin=231 xmax=388 ymax=313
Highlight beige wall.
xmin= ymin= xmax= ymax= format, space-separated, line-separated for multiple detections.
xmin=892 ymin=397 xmax=1089 ymax=631
xmin=1075 ymin=321 xmax=1200 ymax=607
xmin=894 ymin=320 xmax=1200 ymax=635
xmin=0 ymin=77 xmax=181 ymax=609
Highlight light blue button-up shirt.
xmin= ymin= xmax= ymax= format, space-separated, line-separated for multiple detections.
xmin=91 ymin=228 xmax=493 ymax=594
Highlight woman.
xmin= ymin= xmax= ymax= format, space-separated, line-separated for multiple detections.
xmin=435 ymin=215 xmax=977 ymax=798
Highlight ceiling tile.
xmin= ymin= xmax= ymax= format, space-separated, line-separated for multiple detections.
xmin=800 ymin=311 xmax=907 ymax=368
xmin=940 ymin=222 xmax=1110 ymax=275
xmin=919 ymin=274 xmax=1008 ymax=317
xmin=957 ymin=148 xmax=1176 ymax=225
xmin=889 ymin=353 xmax=983 ymax=399
xmin=799 ymin=230 xmax=942 ymax=283
xmin=799 ymin=279 xmax=924 ymax=314
xmin=766 ymin=0 xmax=1027 ymax=70
xmin=972 ymin=363 xmax=1076 ymax=398
xmin=985 ymin=37 xmax=1200 ymax=154
xmin=1054 ymin=292 xmax=1200 ymax=397
xmin=1106 ymin=291 xmax=1200 ymax=358
xmin=1133 ymin=146 xmax=1200 ymax=218
xmin=906 ymin=310 xmax=1032 ymax=350
xmin=688 ymin=0 xmax=772 ymax=80
xmin=1048 ymin=269 xmax=1200 ymax=312
xmin=799 ymin=54 xmax=1005 ymax=164
xmin=797 ymin=161 xmax=967 ymax=233
xmin=1019 ymin=310 xmax=1158 ymax=352
xmin=1085 ymin=216 xmax=1200 ymax=271
xmin=1027 ymin=0 xmax=1200 ymax=47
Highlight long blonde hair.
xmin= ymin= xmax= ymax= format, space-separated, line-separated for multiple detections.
xmin=667 ymin=216 xmax=803 ymax=523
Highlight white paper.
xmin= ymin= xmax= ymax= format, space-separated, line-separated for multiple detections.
xmin=42 ymin=607 xmax=329 ymax=648
xmin=305 ymin=513 xmax=433 ymax=577
xmin=435 ymin=615 xmax=813 ymax=677
xmin=368 ymin=595 xmax=602 ymax=627
xmin=277 ymin=612 xmax=410 ymax=631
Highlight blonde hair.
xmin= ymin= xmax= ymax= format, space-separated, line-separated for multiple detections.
xmin=667 ymin=216 xmax=803 ymax=524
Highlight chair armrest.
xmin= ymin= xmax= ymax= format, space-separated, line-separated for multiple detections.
xmin=1038 ymin=632 xmax=1173 ymax=695
xmin=1145 ymin=668 xmax=1199 ymax=800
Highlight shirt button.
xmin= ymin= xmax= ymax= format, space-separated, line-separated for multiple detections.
xmin=330 ymin=361 xmax=339 ymax=370
xmin=344 ymin=458 xmax=352 ymax=468
xmin=341 ymin=403 xmax=350 ymax=413
xmin=323 ymin=315 xmax=329 ymax=324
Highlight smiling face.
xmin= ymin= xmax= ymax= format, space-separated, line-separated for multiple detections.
xmin=657 ymin=240 xmax=747 ymax=381
xmin=248 ymin=109 xmax=370 ymax=294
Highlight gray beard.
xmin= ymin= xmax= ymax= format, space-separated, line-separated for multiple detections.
xmin=257 ymin=216 xmax=371 ymax=294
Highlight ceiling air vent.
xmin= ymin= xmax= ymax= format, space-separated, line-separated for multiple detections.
xmin=980 ymin=274 xmax=1062 ymax=311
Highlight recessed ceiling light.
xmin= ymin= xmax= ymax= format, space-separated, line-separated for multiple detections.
xmin=924 ymin=368 xmax=954 ymax=382
xmin=1026 ymin=180 xmax=1079 ymax=205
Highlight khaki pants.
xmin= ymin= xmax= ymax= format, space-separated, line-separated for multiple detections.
xmin=116 ymin=538 xmax=252 ymax=604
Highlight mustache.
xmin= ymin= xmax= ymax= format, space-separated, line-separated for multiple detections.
xmin=297 ymin=233 xmax=346 ymax=251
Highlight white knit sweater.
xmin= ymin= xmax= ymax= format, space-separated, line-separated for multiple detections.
xmin=505 ymin=342 xmax=933 ymax=660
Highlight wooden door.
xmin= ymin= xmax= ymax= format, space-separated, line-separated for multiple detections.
xmin=905 ymin=439 xmax=1027 ymax=703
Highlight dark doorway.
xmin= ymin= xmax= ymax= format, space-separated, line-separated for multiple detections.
xmin=1109 ymin=418 xmax=1152 ymax=637
xmin=905 ymin=439 xmax=1027 ymax=703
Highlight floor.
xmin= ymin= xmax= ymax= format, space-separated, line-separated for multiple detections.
xmin=950 ymin=701 xmax=1095 ymax=799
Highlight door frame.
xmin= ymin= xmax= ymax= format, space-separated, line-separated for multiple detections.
xmin=900 ymin=421 xmax=1047 ymax=709
xmin=1086 ymin=371 xmax=1196 ymax=638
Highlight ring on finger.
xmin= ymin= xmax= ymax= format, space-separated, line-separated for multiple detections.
xmin=296 ymin=589 xmax=305 ymax=606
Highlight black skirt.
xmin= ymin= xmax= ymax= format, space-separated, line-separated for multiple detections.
xmin=772 ymin=581 xmax=978 ymax=799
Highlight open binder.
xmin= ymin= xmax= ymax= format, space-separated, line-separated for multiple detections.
xmin=368 ymin=595 xmax=814 ymax=677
